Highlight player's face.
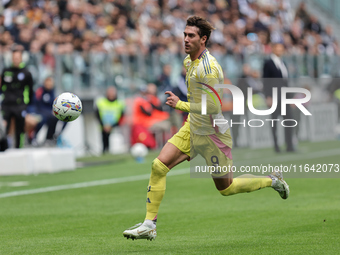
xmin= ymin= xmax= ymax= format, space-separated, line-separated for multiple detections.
xmin=12 ymin=51 xmax=22 ymax=67
xmin=184 ymin=26 xmax=205 ymax=55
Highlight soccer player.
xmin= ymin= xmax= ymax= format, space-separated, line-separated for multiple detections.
xmin=0 ymin=47 xmax=34 ymax=149
xmin=123 ymin=16 xmax=289 ymax=241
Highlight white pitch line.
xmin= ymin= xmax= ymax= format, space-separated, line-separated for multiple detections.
xmin=1 ymin=147 xmax=339 ymax=199
xmin=0 ymin=168 xmax=189 ymax=199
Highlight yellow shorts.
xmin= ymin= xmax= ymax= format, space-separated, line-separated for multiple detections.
xmin=168 ymin=122 xmax=233 ymax=176
xmin=168 ymin=121 xmax=191 ymax=157
xmin=191 ymin=131 xmax=233 ymax=177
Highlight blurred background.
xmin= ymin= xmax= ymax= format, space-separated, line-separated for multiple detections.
xmin=1 ymin=0 xmax=340 ymax=159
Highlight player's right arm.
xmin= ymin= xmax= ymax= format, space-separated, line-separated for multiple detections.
xmin=167 ymin=67 xmax=221 ymax=115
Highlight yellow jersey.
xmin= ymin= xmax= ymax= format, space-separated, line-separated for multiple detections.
xmin=176 ymin=49 xmax=228 ymax=135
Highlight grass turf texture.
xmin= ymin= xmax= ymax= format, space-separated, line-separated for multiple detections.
xmin=0 ymin=141 xmax=340 ymax=254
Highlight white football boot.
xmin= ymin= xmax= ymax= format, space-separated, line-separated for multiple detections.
xmin=269 ymin=170 xmax=289 ymax=199
xmin=123 ymin=222 xmax=157 ymax=241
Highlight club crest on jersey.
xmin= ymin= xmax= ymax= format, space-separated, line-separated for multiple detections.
xmin=18 ymin=73 xmax=25 ymax=81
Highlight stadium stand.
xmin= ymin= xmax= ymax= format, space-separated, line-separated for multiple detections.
xmin=0 ymin=0 xmax=339 ymax=156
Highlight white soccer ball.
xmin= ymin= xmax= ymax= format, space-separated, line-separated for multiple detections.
xmin=53 ymin=92 xmax=82 ymax=122
xmin=130 ymin=143 xmax=148 ymax=158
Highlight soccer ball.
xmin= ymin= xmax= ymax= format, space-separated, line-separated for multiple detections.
xmin=130 ymin=143 xmax=148 ymax=162
xmin=53 ymin=92 xmax=82 ymax=122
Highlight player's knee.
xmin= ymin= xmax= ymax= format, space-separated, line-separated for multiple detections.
xmin=151 ymin=158 xmax=169 ymax=176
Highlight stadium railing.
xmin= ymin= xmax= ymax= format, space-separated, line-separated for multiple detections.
xmin=1 ymin=51 xmax=339 ymax=100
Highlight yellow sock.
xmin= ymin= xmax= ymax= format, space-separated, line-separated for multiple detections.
xmin=220 ymin=174 xmax=272 ymax=196
xmin=145 ymin=158 xmax=170 ymax=220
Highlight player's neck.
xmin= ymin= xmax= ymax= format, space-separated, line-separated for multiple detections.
xmin=190 ymin=47 xmax=207 ymax=61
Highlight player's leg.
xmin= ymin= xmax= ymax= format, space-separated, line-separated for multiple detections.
xmin=0 ymin=112 xmax=7 ymax=151
xmin=145 ymin=142 xmax=189 ymax=221
xmin=215 ymin=173 xmax=272 ymax=195
xmin=157 ymin=142 xmax=190 ymax=169
xmin=102 ymin=130 xmax=109 ymax=153
xmin=123 ymin=143 xmax=189 ymax=240
xmin=196 ymin=133 xmax=288 ymax=198
xmin=14 ymin=107 xmax=26 ymax=148
xmin=34 ymin=114 xmax=47 ymax=139
xmin=217 ymin=171 xmax=289 ymax=199
xmin=2 ymin=106 xmax=12 ymax=136
xmin=46 ymin=114 xmax=58 ymax=140
xmin=123 ymin=124 xmax=190 ymax=240
xmin=1 ymin=106 xmax=11 ymax=150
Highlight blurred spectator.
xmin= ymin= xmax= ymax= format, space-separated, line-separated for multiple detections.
xmin=94 ymin=86 xmax=125 ymax=154
xmin=0 ymin=47 xmax=33 ymax=149
xmin=42 ymin=42 xmax=56 ymax=73
xmin=0 ymin=0 xmax=338 ymax=113
xmin=0 ymin=0 xmax=337 ymax=68
xmin=295 ymin=2 xmax=310 ymax=26
xmin=131 ymin=84 xmax=170 ymax=149
xmin=145 ymin=83 xmax=170 ymax=134
xmin=263 ymin=42 xmax=294 ymax=153
xmin=305 ymin=15 xmax=322 ymax=34
xmin=32 ymin=76 xmax=64 ymax=145
xmin=157 ymin=64 xmax=173 ymax=95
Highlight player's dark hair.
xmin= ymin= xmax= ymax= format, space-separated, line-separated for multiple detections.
xmin=11 ymin=44 xmax=24 ymax=53
xmin=186 ymin=16 xmax=215 ymax=46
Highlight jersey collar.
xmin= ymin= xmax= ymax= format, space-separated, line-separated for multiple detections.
xmin=12 ymin=62 xmax=26 ymax=69
xmin=198 ymin=48 xmax=208 ymax=60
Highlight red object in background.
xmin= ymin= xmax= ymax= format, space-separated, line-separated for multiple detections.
xmin=131 ymin=124 xmax=156 ymax=149
xmin=133 ymin=96 xmax=169 ymax=128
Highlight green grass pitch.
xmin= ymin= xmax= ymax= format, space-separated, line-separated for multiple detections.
xmin=0 ymin=141 xmax=340 ymax=254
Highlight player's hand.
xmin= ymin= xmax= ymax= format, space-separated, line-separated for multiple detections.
xmin=165 ymin=91 xmax=179 ymax=109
